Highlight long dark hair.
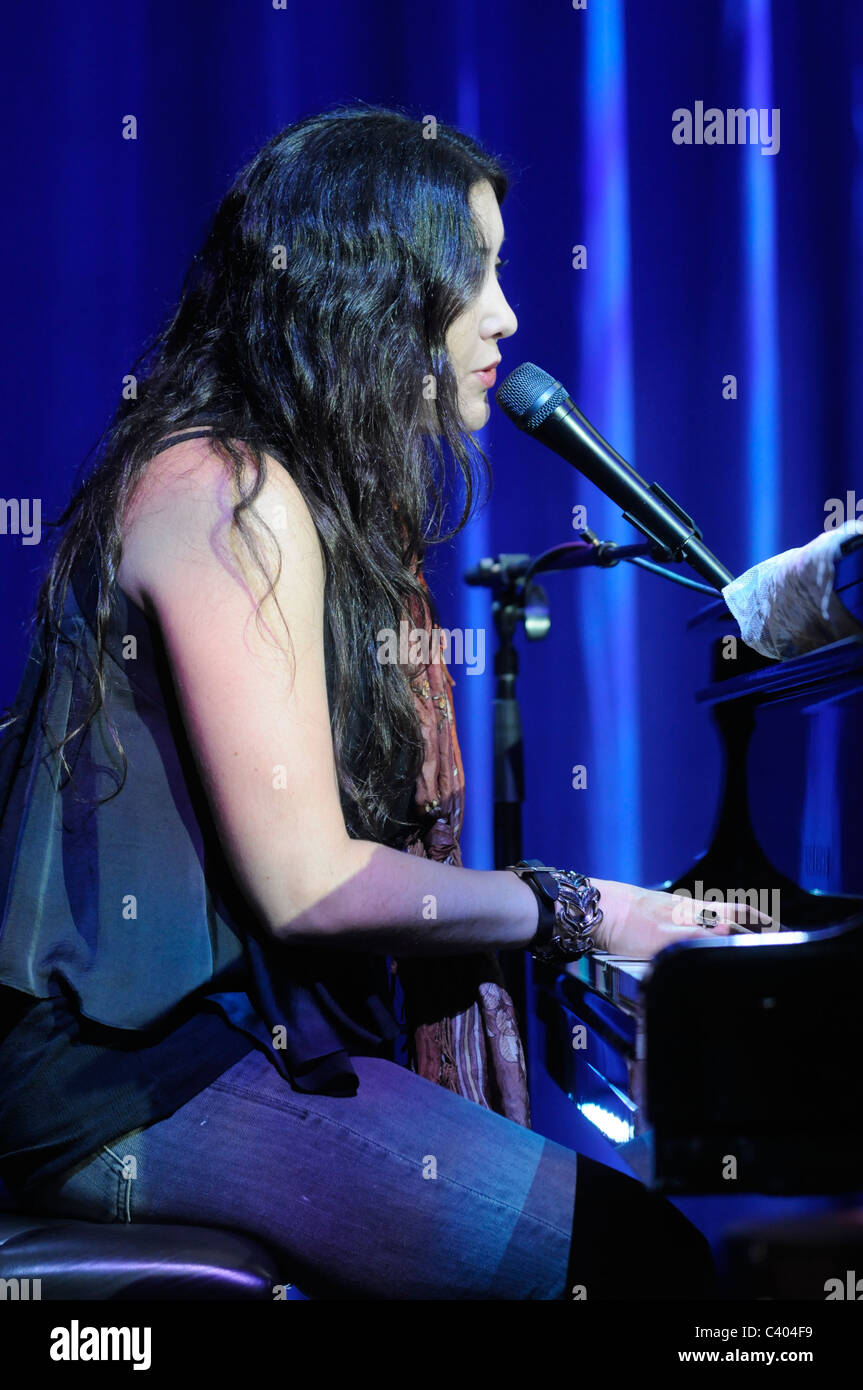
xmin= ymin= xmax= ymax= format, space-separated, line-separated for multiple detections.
xmin=3 ymin=104 xmax=509 ymax=845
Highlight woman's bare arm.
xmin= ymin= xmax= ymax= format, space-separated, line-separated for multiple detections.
xmin=118 ymin=436 xmax=540 ymax=955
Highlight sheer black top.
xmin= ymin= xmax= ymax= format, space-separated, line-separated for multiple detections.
xmin=0 ymin=431 xmax=405 ymax=1196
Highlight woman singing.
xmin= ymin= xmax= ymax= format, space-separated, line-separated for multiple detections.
xmin=0 ymin=105 xmax=750 ymax=1299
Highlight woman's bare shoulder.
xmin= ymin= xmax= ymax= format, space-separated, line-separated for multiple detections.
xmin=117 ymin=434 xmax=322 ymax=612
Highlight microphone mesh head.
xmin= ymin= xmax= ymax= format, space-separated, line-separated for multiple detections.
xmin=496 ymin=362 xmax=568 ymax=431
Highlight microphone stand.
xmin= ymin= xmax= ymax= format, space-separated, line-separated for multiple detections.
xmin=463 ymin=530 xmax=730 ymax=1056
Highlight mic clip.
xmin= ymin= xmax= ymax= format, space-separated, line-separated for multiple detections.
xmin=591 ymin=539 xmax=622 ymax=568
xmin=621 ymin=481 xmax=705 ymax=563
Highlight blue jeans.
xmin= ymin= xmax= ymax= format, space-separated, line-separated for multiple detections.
xmin=15 ymin=1049 xmax=717 ymax=1300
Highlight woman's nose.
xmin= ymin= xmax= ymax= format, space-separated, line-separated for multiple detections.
xmin=497 ymin=296 xmax=518 ymax=339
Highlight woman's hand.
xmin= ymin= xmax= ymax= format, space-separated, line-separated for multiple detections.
xmin=586 ymin=878 xmax=772 ymax=959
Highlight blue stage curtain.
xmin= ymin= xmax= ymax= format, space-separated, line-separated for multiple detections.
xmin=2 ymin=0 xmax=860 ymax=888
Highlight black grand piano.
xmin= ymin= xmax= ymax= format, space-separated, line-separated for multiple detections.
xmin=534 ymin=530 xmax=863 ymax=1196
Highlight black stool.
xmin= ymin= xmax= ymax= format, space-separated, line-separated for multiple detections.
xmin=0 ymin=1182 xmax=309 ymax=1299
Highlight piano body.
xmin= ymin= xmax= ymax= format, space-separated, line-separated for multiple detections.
xmin=533 ymin=531 xmax=863 ymax=1196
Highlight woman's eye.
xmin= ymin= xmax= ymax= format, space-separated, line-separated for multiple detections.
xmin=495 ymin=258 xmax=509 ymax=279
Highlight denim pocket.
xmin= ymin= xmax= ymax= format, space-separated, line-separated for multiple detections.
xmin=20 ymin=1127 xmax=145 ymax=1224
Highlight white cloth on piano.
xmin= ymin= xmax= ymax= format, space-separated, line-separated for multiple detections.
xmin=721 ymin=518 xmax=863 ymax=660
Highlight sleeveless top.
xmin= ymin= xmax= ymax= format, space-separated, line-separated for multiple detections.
xmin=0 ymin=430 xmax=408 ymax=1196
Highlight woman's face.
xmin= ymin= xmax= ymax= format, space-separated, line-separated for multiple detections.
xmin=445 ymin=180 xmax=518 ymax=432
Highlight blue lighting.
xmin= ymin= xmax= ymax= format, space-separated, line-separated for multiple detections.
xmin=578 ymin=1100 xmax=635 ymax=1144
xmin=454 ymin=31 xmax=494 ymax=872
xmin=740 ymin=0 xmax=780 ymax=565
xmin=577 ymin=0 xmax=641 ymax=882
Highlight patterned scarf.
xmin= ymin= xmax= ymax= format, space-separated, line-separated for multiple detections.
xmin=391 ymin=574 xmax=531 ymax=1129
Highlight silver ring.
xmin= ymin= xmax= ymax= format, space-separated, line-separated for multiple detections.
xmin=695 ymin=909 xmax=720 ymax=927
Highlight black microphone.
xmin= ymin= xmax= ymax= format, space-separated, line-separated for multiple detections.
xmin=496 ymin=362 xmax=734 ymax=591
